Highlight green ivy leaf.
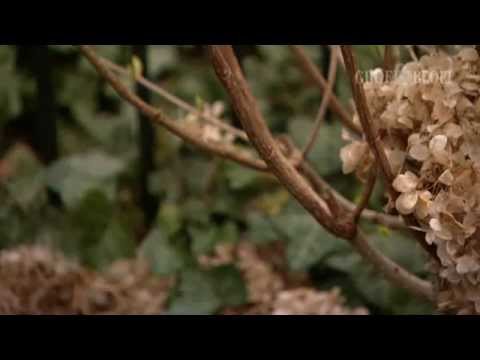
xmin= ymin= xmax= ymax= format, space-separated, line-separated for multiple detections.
xmin=246 ymin=213 xmax=279 ymax=245
xmin=87 ymin=218 xmax=136 ymax=270
xmin=46 ymin=151 xmax=125 ymax=208
xmin=168 ymin=265 xmax=247 ymax=314
xmin=140 ymin=229 xmax=190 ymax=276
xmin=189 ymin=222 xmax=239 ymax=256
xmin=225 ymin=163 xmax=261 ymax=190
xmin=276 ymin=214 xmax=341 ymax=272
xmin=209 ymin=265 xmax=247 ymax=308
xmin=168 ymin=268 xmax=222 ymax=315
xmin=157 ymin=203 xmax=183 ymax=237
xmin=289 ymin=118 xmax=343 ymax=176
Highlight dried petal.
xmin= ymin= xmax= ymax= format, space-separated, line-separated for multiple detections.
xmin=395 ymin=191 xmax=418 ymax=215
xmin=340 ymin=142 xmax=368 ymax=174
xmin=409 ymin=144 xmax=430 ymax=161
xmin=459 ymin=48 xmax=479 ymax=62
xmin=393 ymin=172 xmax=419 ymax=193
xmin=438 ymin=169 xmax=454 ymax=186
xmin=457 ymin=256 xmax=480 ymax=275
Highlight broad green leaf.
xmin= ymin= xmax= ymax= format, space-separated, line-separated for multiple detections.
xmin=140 ymin=229 xmax=190 ymax=276
xmin=189 ymin=222 xmax=239 ymax=256
xmin=209 ymin=265 xmax=247 ymax=308
xmin=277 ymin=214 xmax=341 ymax=272
xmin=225 ymin=163 xmax=260 ymax=190
xmin=87 ymin=218 xmax=136 ymax=269
xmin=168 ymin=265 xmax=247 ymax=314
xmin=289 ymin=118 xmax=343 ymax=176
xmin=46 ymin=151 xmax=126 ymax=208
xmin=246 ymin=213 xmax=279 ymax=245
xmin=157 ymin=203 xmax=183 ymax=237
xmin=168 ymin=268 xmax=221 ymax=315
xmin=68 ymin=190 xmax=114 ymax=250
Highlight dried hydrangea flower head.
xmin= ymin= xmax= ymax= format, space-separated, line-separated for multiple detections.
xmin=340 ymin=46 xmax=480 ymax=314
xmin=0 ymin=246 xmax=173 ymax=315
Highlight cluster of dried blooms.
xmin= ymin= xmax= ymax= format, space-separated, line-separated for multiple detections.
xmin=0 ymin=245 xmax=173 ymax=315
xmin=340 ymin=47 xmax=480 ymax=314
xmin=181 ymin=101 xmax=236 ymax=144
xmin=201 ymin=242 xmax=368 ymax=315
xmin=0 ymin=242 xmax=368 ymax=315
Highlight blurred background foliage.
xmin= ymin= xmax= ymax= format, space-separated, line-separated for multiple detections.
xmin=0 ymin=45 xmax=433 ymax=314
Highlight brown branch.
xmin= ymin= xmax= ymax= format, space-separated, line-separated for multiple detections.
xmin=341 ymin=45 xmax=440 ymax=263
xmin=79 ymin=45 xmax=267 ymax=172
xmin=289 ymin=45 xmax=362 ymax=136
xmin=301 ymin=46 xmax=339 ymax=161
xmin=99 ymin=56 xmax=249 ymax=142
xmin=352 ymin=168 xmax=377 ymax=225
xmin=278 ymin=135 xmax=403 ymax=230
xmin=353 ymin=230 xmax=434 ymax=301
xmin=208 ymin=45 xmax=336 ymax=232
xmin=208 ymin=45 xmax=434 ymax=302
xmin=80 ymin=45 xmax=403 ymax=232
xmin=341 ymin=46 xmax=396 ymax=196
xmin=383 ymin=45 xmax=396 ymax=73
xmin=330 ymin=45 xmax=345 ymax=69
xmin=298 ymin=159 xmax=405 ymax=230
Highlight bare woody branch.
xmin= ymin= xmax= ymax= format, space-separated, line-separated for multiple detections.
xmin=289 ymin=45 xmax=362 ymax=135
xmin=341 ymin=45 xmax=440 ymax=263
xmin=301 ymin=46 xmax=339 ymax=161
xmin=100 ymin=56 xmax=249 ymax=142
xmin=383 ymin=45 xmax=396 ymax=73
xmin=80 ymin=45 xmax=402 ymax=232
xmin=298 ymin=162 xmax=405 ymax=230
xmin=207 ymin=45 xmax=336 ymax=233
xmin=79 ymin=45 xmax=267 ymax=172
xmin=352 ymin=168 xmax=377 ymax=225
xmin=208 ymin=45 xmax=433 ymax=301
xmin=353 ymin=230 xmax=434 ymax=301
xmin=341 ymin=46 xmax=396 ymax=195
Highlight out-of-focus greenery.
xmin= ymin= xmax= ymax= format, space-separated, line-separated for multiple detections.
xmin=0 ymin=45 xmax=433 ymax=314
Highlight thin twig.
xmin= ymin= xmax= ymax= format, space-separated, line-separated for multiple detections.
xmin=79 ymin=45 xmax=267 ymax=172
xmin=353 ymin=230 xmax=434 ymax=301
xmin=352 ymin=168 xmax=377 ymax=225
xmin=289 ymin=45 xmax=362 ymax=136
xmin=330 ymin=45 xmax=345 ymax=69
xmin=99 ymin=56 xmax=249 ymax=141
xmin=297 ymin=157 xmax=405 ymax=230
xmin=208 ymin=45 xmax=336 ymax=230
xmin=405 ymin=45 xmax=419 ymax=61
xmin=341 ymin=45 xmax=440 ymax=262
xmin=341 ymin=46 xmax=396 ymax=196
xmin=301 ymin=46 xmax=339 ymax=161
xmin=383 ymin=45 xmax=396 ymax=73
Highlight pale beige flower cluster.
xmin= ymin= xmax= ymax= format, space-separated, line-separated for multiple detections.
xmin=272 ymin=287 xmax=368 ymax=315
xmin=203 ymin=242 xmax=368 ymax=315
xmin=340 ymin=47 xmax=480 ymax=314
xmin=0 ymin=246 xmax=173 ymax=315
xmin=182 ymin=101 xmax=235 ymax=144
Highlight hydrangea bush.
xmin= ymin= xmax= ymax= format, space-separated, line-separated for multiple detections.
xmin=340 ymin=47 xmax=480 ymax=314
